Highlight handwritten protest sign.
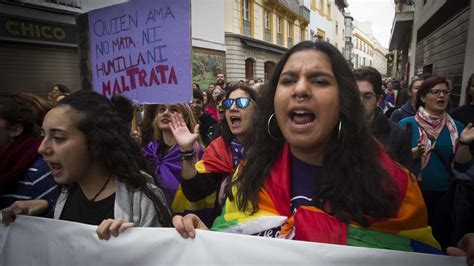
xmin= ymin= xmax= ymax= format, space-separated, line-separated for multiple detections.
xmin=88 ymin=0 xmax=191 ymax=104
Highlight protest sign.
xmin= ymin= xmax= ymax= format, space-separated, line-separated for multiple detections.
xmin=0 ymin=216 xmax=465 ymax=265
xmin=88 ymin=0 xmax=191 ymax=104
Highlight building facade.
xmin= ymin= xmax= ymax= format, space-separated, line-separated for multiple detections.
xmin=343 ymin=11 xmax=354 ymax=67
xmin=352 ymin=21 xmax=387 ymax=75
xmin=332 ymin=0 xmax=347 ymax=54
xmin=224 ymin=0 xmax=310 ymax=82
xmin=0 ymin=0 xmax=90 ymax=97
xmin=308 ymin=0 xmax=333 ymax=45
xmin=390 ymin=0 xmax=474 ymax=105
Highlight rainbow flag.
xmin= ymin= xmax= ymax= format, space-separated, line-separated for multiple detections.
xmin=212 ymin=143 xmax=443 ymax=254
xmin=172 ymin=137 xmax=235 ymax=226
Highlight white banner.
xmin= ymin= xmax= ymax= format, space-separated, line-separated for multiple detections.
xmin=0 ymin=216 xmax=465 ymax=265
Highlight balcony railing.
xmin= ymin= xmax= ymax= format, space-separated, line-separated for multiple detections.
xmin=299 ymin=5 xmax=310 ymax=22
xmin=265 ymin=29 xmax=271 ymax=42
xmin=287 ymin=37 xmax=293 ymax=47
xmin=243 ymin=20 xmax=252 ymax=37
xmin=277 ymin=33 xmax=283 ymax=46
xmin=278 ymin=0 xmax=300 ymax=15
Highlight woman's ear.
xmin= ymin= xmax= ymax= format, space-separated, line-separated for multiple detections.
xmin=8 ymin=124 xmax=23 ymax=138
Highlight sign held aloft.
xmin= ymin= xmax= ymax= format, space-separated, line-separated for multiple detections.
xmin=88 ymin=0 xmax=191 ymax=104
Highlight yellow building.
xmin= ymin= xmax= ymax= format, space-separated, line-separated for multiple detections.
xmin=224 ymin=0 xmax=310 ymax=81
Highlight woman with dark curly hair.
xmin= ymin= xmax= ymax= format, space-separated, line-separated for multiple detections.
xmin=172 ymin=41 xmax=474 ymax=261
xmin=2 ymin=91 xmax=172 ymax=240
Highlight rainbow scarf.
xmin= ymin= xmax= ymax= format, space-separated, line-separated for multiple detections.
xmin=172 ymin=137 xmax=235 ymax=226
xmin=212 ymin=143 xmax=443 ymax=254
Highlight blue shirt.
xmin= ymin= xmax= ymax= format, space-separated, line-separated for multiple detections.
xmin=0 ymin=156 xmax=58 ymax=212
xmin=399 ymin=116 xmax=471 ymax=191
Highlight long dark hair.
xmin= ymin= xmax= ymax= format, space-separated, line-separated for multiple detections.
xmin=220 ymin=83 xmax=259 ymax=147
xmin=0 ymin=95 xmax=38 ymax=140
xmin=236 ymin=41 xmax=397 ymax=227
xmin=57 ymin=91 xmax=172 ymax=226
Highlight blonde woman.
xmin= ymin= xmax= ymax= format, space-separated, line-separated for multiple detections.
xmin=141 ymin=103 xmax=204 ymax=204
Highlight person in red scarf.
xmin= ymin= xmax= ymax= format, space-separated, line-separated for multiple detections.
xmin=0 ymin=95 xmax=58 ymax=213
xmin=399 ymin=76 xmax=474 ymax=250
xmin=173 ymin=41 xmax=474 ymax=264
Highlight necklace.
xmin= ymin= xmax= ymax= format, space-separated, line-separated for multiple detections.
xmin=90 ymin=175 xmax=112 ymax=202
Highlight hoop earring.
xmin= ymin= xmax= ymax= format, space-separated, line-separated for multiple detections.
xmin=267 ymin=113 xmax=283 ymax=140
xmin=337 ymin=120 xmax=342 ymax=139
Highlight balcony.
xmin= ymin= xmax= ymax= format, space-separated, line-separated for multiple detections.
xmin=10 ymin=0 xmax=82 ymax=13
xmin=277 ymin=33 xmax=283 ymax=46
xmin=287 ymin=37 xmax=293 ymax=48
xmin=263 ymin=0 xmax=308 ymax=23
xmin=388 ymin=3 xmax=414 ymax=50
xmin=243 ymin=20 xmax=252 ymax=37
xmin=299 ymin=5 xmax=310 ymax=23
xmin=278 ymin=0 xmax=299 ymax=14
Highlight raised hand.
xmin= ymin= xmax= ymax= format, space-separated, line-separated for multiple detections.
xmin=169 ymin=113 xmax=200 ymax=151
xmin=459 ymin=123 xmax=474 ymax=145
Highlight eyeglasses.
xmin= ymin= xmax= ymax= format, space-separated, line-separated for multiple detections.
xmin=360 ymin=92 xmax=377 ymax=101
xmin=428 ymin=88 xmax=451 ymax=96
xmin=222 ymin=97 xmax=254 ymax=110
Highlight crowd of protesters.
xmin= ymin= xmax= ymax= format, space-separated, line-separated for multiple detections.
xmin=1 ymin=41 xmax=474 ymax=264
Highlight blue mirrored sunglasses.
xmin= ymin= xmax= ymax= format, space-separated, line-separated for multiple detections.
xmin=222 ymin=97 xmax=253 ymax=110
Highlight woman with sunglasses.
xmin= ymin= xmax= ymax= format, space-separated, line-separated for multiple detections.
xmin=399 ymin=76 xmax=474 ymax=250
xmin=170 ymin=84 xmax=258 ymax=227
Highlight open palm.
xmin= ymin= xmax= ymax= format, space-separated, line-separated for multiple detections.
xmin=169 ymin=113 xmax=200 ymax=150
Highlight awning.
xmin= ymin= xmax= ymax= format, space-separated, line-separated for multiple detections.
xmin=389 ymin=11 xmax=414 ymax=50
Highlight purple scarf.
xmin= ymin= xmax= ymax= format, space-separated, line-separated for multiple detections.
xmin=143 ymin=141 xmax=203 ymax=202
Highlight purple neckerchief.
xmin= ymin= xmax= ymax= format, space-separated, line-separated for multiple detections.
xmin=142 ymin=141 xmax=204 ymax=202
xmin=230 ymin=139 xmax=245 ymax=168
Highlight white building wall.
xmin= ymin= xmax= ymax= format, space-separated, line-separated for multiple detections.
xmin=333 ymin=6 xmax=345 ymax=53
xmin=308 ymin=4 xmax=333 ymax=43
xmin=191 ymin=0 xmax=225 ymax=51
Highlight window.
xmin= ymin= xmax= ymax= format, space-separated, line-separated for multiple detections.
xmin=264 ymin=10 xmax=270 ymax=29
xmin=335 ymin=22 xmax=338 ymax=35
xmin=277 ymin=16 xmax=282 ymax=34
xmin=264 ymin=9 xmax=272 ymax=42
xmin=245 ymin=58 xmax=255 ymax=80
xmin=327 ymin=1 xmax=331 ymax=19
xmin=243 ymin=0 xmax=250 ymax=21
xmin=277 ymin=16 xmax=283 ymax=45
xmin=242 ymin=0 xmax=253 ymax=37
xmin=287 ymin=21 xmax=293 ymax=39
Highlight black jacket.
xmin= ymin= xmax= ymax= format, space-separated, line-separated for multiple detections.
xmin=198 ymin=112 xmax=220 ymax=146
xmin=371 ymin=108 xmax=412 ymax=168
